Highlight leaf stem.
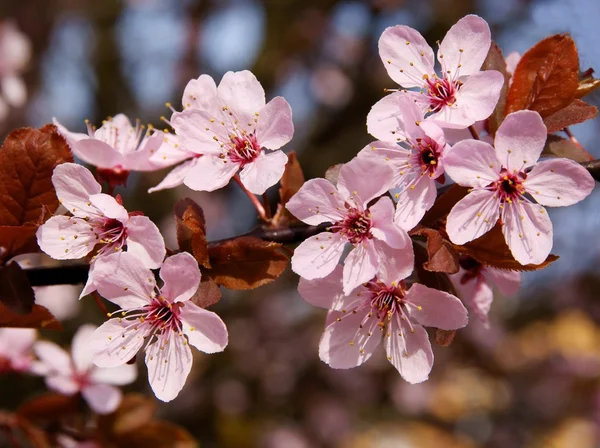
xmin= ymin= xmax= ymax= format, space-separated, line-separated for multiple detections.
xmin=468 ymin=125 xmax=480 ymax=140
xmin=262 ymin=193 xmax=272 ymax=220
xmin=232 ymin=174 xmax=268 ymax=222
xmin=91 ymin=291 xmax=109 ymax=316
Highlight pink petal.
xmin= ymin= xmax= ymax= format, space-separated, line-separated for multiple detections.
xmin=291 ymin=232 xmax=346 ymax=280
xmin=90 ymin=363 xmax=137 ymax=386
xmin=386 ymin=317 xmax=433 ymax=384
xmin=438 ymin=15 xmax=491 ymax=78
xmin=525 ymin=158 xmax=595 ymax=207
xmin=406 ymin=283 xmax=468 ymax=330
xmin=145 ymin=334 xmax=193 ymax=402
xmin=366 ymin=92 xmax=421 ymax=141
xmin=443 ymin=139 xmax=500 ymax=188
xmin=92 ymin=252 xmax=155 ymax=309
xmin=378 ymin=25 xmax=434 ymax=88
xmin=342 ymin=241 xmax=379 ymax=295
xmin=446 ymin=189 xmax=500 ymax=245
xmin=88 ymin=194 xmax=128 ymax=222
xmin=502 ymin=200 xmax=553 ymax=265
xmin=181 ymin=74 xmax=219 ymax=112
xmin=159 ymin=252 xmax=200 ymax=303
xmin=505 ymin=52 xmax=521 ymax=76
xmin=82 ymin=383 xmax=122 ymax=415
xmin=80 ymin=262 xmax=98 ymax=299
xmin=124 ymin=133 xmax=166 ymax=171
xmin=180 ymin=303 xmax=228 ymax=353
xmin=256 ymin=97 xmax=294 ymax=150
xmin=217 ymin=70 xmax=266 ymax=118
xmin=298 ymin=265 xmax=364 ymax=311
xmin=370 ymin=196 xmax=412 ymax=247
xmin=72 ymin=139 xmax=126 ymax=169
xmin=46 ymin=375 xmax=79 ymax=395
xmin=453 ymin=274 xmax=494 ymax=326
xmin=170 ymin=109 xmax=225 ymax=155
xmin=358 ymin=140 xmax=412 ymax=188
xmin=393 ymin=175 xmax=438 ymax=231
xmin=285 ymin=178 xmax=346 ymax=225
xmin=91 ymin=318 xmax=147 ymax=368
xmin=36 ymin=216 xmax=96 ymax=260
xmin=1 ymin=75 xmax=26 ymax=107
xmin=337 ymin=156 xmax=394 ymax=208
xmin=33 ymin=285 xmax=81 ymax=321
xmin=71 ymin=324 xmax=97 ymax=373
xmin=126 ymin=216 xmax=166 ymax=269
xmin=319 ymin=309 xmax=382 ymax=368
xmin=239 ymin=150 xmax=288 ymax=195
xmin=148 ymin=158 xmax=197 ymax=193
xmin=149 ymin=133 xmax=194 ymax=167
xmin=494 ymin=110 xmax=547 ymax=171
xmin=33 ymin=341 xmax=72 ymax=376
xmin=375 ymin=243 xmax=414 ymax=286
xmin=52 ymin=163 xmax=101 ymax=215
xmin=0 ymin=328 xmax=36 ymax=358
xmin=53 ymin=118 xmax=89 ymax=148
xmin=183 ymin=154 xmax=239 ymax=192
xmin=485 ymin=267 xmax=521 ymax=295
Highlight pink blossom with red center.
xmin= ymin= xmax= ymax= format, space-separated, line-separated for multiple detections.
xmin=36 ymin=163 xmax=166 ymax=295
xmin=0 ymin=328 xmax=36 ymax=373
xmin=298 ymin=250 xmax=468 ymax=383
xmin=443 ymin=110 xmax=595 ymax=265
xmin=88 ymin=252 xmax=228 ymax=402
xmin=450 ymin=256 xmax=520 ymax=327
xmin=170 ymin=70 xmax=294 ymax=195
xmin=378 ymin=15 xmax=504 ymax=129
xmin=33 ymin=324 xmax=137 ymax=414
xmin=286 ymin=157 xmax=413 ymax=295
xmin=361 ymin=92 xmax=449 ymax=230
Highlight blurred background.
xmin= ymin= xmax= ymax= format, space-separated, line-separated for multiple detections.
xmin=1 ymin=0 xmax=600 ymax=447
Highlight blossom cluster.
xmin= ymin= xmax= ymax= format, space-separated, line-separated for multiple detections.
xmin=20 ymin=13 xmax=595 ymax=408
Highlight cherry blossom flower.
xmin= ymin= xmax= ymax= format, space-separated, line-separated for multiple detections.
xmin=443 ymin=110 xmax=595 ymax=265
xmin=89 ymin=252 xmax=228 ymax=402
xmin=378 ymin=15 xmax=504 ymax=129
xmin=286 ymin=157 xmax=413 ymax=295
xmin=33 ymin=324 xmax=137 ymax=414
xmin=0 ymin=21 xmax=31 ymax=122
xmin=171 ymin=70 xmax=294 ymax=195
xmin=298 ymin=249 xmax=468 ymax=383
xmin=361 ymin=92 xmax=449 ymax=229
xmin=450 ymin=256 xmax=520 ymax=327
xmin=148 ymin=132 xmax=200 ymax=193
xmin=36 ymin=163 xmax=166 ymax=295
xmin=0 ymin=328 xmax=37 ymax=373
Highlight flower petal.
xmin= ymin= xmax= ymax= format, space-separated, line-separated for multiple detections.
xmin=438 ymin=15 xmax=491 ymax=78
xmin=446 ymin=189 xmax=500 ymax=245
xmin=366 ymin=92 xmax=419 ymax=141
xmin=371 ymin=196 xmax=412 ymax=248
xmin=148 ymin=159 xmax=197 ymax=194
xmin=443 ymin=139 xmax=500 ymax=187
xmin=91 ymin=318 xmax=147 ymax=368
xmin=33 ymin=341 xmax=72 ymax=376
xmin=525 ymin=158 xmax=595 ymax=207
xmin=378 ymin=25 xmax=434 ymax=88
xmin=393 ymin=175 xmax=437 ymax=231
xmin=149 ymin=133 xmax=194 ymax=168
xmin=180 ymin=303 xmax=228 ymax=353
xmin=145 ymin=334 xmax=193 ymax=402
xmin=126 ymin=216 xmax=166 ymax=269
xmin=285 ymin=178 xmax=346 ymax=225
xmin=256 ymin=97 xmax=294 ymax=150
xmin=53 ymin=118 xmax=89 ymax=148
xmin=36 ymin=216 xmax=96 ymax=260
xmin=72 ymin=139 xmax=126 ymax=169
xmin=181 ymin=74 xmax=219 ymax=112
xmin=1 ymin=74 xmax=26 ymax=107
xmin=485 ymin=267 xmax=521 ymax=295
xmin=342 ymin=241 xmax=379 ymax=295
xmin=88 ymin=194 xmax=128 ymax=222
xmin=159 ymin=253 xmax=200 ymax=303
xmin=183 ymin=154 xmax=239 ymax=192
xmin=298 ymin=265 xmax=364 ymax=311
xmin=291 ymin=232 xmax=346 ymax=280
xmin=455 ymin=275 xmax=494 ymax=326
xmin=375 ymin=242 xmax=414 ymax=286
xmin=405 ymin=283 xmax=468 ymax=330
xmin=502 ymin=200 xmax=553 ymax=265
xmin=82 ymin=383 xmax=122 ymax=415
xmin=217 ymin=70 xmax=266 ymax=117
xmin=239 ymin=150 xmax=288 ymax=195
xmin=170 ymin=109 xmax=225 ymax=155
xmin=123 ymin=133 xmax=166 ymax=171
xmin=337 ymin=156 xmax=394 ymax=208
xmin=52 ymin=163 xmax=101 ymax=215
xmin=494 ymin=110 xmax=547 ymax=171
xmin=71 ymin=324 xmax=97 ymax=373
xmin=386 ymin=317 xmax=433 ymax=384
xmin=90 ymin=363 xmax=137 ymax=386
xmin=358 ymin=140 xmax=412 ymax=188
xmin=46 ymin=375 xmax=79 ymax=395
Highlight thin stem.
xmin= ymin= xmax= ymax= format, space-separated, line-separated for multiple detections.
xmin=233 ymin=174 xmax=268 ymax=222
xmin=468 ymin=125 xmax=480 ymax=140
xmin=92 ymin=291 xmax=109 ymax=316
xmin=564 ymin=127 xmax=584 ymax=149
xmin=262 ymin=193 xmax=272 ymax=220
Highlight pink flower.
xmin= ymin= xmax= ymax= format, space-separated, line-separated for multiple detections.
xmin=298 ymin=251 xmax=468 ymax=383
xmin=0 ymin=328 xmax=36 ymax=373
xmin=361 ymin=92 xmax=449 ymax=229
xmin=36 ymin=163 xmax=166 ymax=295
xmin=450 ymin=257 xmax=520 ymax=327
xmin=88 ymin=252 xmax=228 ymax=402
xmin=505 ymin=51 xmax=521 ymax=78
xmin=443 ymin=110 xmax=595 ymax=265
xmin=378 ymin=15 xmax=504 ymax=129
xmin=33 ymin=324 xmax=137 ymax=414
xmin=171 ymin=70 xmax=294 ymax=195
xmin=148 ymin=133 xmax=200 ymax=193
xmin=0 ymin=21 xmax=31 ymax=121
xmin=286 ymin=157 xmax=413 ymax=295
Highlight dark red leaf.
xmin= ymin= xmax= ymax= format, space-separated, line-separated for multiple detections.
xmin=273 ymin=151 xmax=305 ymax=226
xmin=410 ymin=228 xmax=460 ymax=274
xmin=0 ymin=303 xmax=62 ymax=330
xmin=190 ymin=278 xmax=222 ymax=309
xmin=482 ymin=42 xmax=510 ymax=135
xmin=542 ymin=135 xmax=594 ymax=163
xmin=543 ymin=99 xmax=598 ymax=133
xmin=17 ymin=393 xmax=79 ymax=421
xmin=435 ymin=329 xmax=456 ymax=347
xmin=420 ymin=185 xmax=469 ymax=228
xmin=174 ymin=198 xmax=210 ymax=268
xmin=98 ymin=393 xmax=157 ymax=436
xmin=0 ymin=261 xmax=35 ymax=314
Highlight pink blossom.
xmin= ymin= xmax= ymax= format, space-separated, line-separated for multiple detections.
xmin=0 ymin=21 xmax=31 ymax=121
xmin=450 ymin=257 xmax=520 ymax=327
xmin=171 ymin=70 xmax=294 ymax=195
xmin=361 ymin=92 xmax=449 ymax=229
xmin=88 ymin=252 xmax=228 ymax=402
xmin=286 ymin=157 xmax=413 ymax=295
xmin=443 ymin=110 xmax=595 ymax=265
xmin=36 ymin=163 xmax=166 ymax=295
xmin=0 ymin=328 xmax=36 ymax=373
xmin=33 ymin=324 xmax=137 ymax=414
xmin=148 ymin=133 xmax=200 ymax=193
xmin=298 ymin=250 xmax=468 ymax=383
xmin=505 ymin=51 xmax=521 ymax=78
xmin=378 ymin=15 xmax=504 ymax=129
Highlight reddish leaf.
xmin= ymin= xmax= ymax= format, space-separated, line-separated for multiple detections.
xmin=205 ymin=236 xmax=289 ymax=290
xmin=575 ymin=75 xmax=600 ymax=98
xmin=482 ymin=42 xmax=510 ymax=135
xmin=0 ymin=303 xmax=62 ymax=330
xmin=174 ymin=198 xmax=210 ymax=268
xmin=542 ymin=135 xmax=594 ymax=162
xmin=98 ymin=393 xmax=157 ymax=436
xmin=0 ymin=261 xmax=35 ymax=314
xmin=190 ymin=278 xmax=222 ymax=309
xmin=273 ymin=151 xmax=305 ymax=225
xmin=420 ymin=185 xmax=469 ymax=228
xmin=17 ymin=393 xmax=79 ymax=421
xmin=505 ymin=34 xmax=579 ymax=118
xmin=410 ymin=228 xmax=459 ymax=274
xmin=413 ymin=243 xmax=457 ymax=296
xmin=543 ymin=99 xmax=598 ymax=133
xmin=116 ymin=421 xmax=196 ymax=448
xmin=435 ymin=329 xmax=456 ymax=347
xmin=0 ymin=225 xmax=40 ymax=262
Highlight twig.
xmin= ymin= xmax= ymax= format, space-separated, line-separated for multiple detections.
xmin=468 ymin=125 xmax=480 ymax=140
xmin=262 ymin=193 xmax=272 ymax=220
xmin=232 ymin=174 xmax=268 ymax=222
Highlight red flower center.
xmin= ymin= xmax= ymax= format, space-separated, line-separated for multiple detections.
xmin=425 ymin=76 xmax=459 ymax=112
xmin=144 ymin=298 xmax=183 ymax=333
xmin=331 ymin=208 xmax=373 ymax=245
xmin=415 ymin=136 xmax=443 ymax=177
xmin=493 ymin=169 xmax=526 ymax=203
xmin=95 ymin=218 xmax=127 ymax=257
xmin=227 ymin=134 xmax=262 ymax=166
